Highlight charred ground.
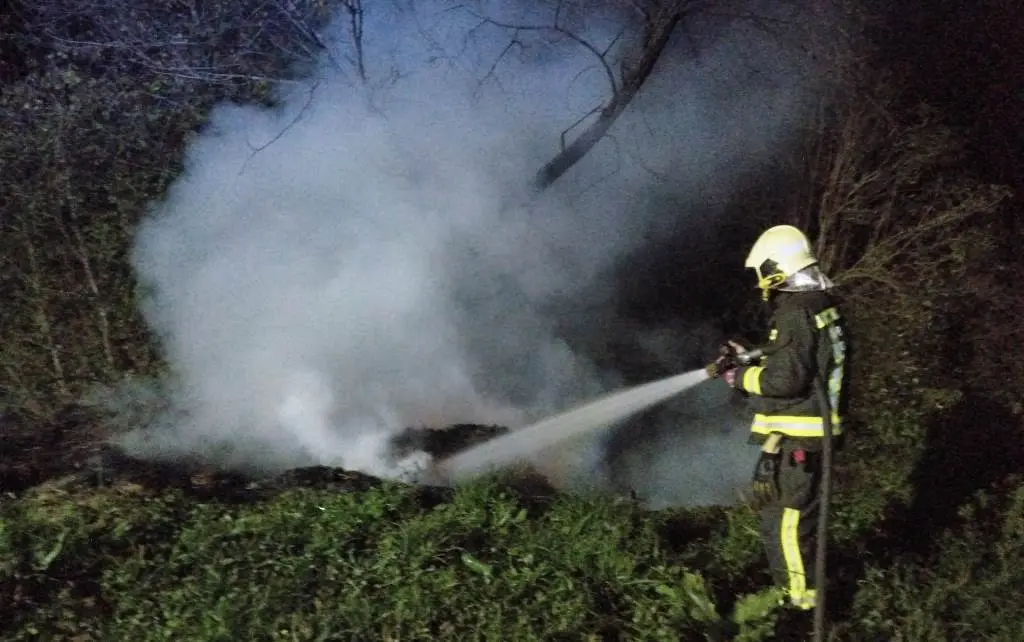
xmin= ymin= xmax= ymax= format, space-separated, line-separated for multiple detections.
xmin=0 ymin=410 xmax=513 ymax=500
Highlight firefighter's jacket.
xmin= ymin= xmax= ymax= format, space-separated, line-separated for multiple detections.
xmin=733 ymin=290 xmax=848 ymax=449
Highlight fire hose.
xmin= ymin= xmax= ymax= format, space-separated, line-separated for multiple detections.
xmin=811 ymin=373 xmax=832 ymax=642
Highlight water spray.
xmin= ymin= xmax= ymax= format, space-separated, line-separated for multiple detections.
xmin=433 ymin=368 xmax=711 ymax=483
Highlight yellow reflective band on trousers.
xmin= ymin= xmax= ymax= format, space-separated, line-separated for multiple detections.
xmin=780 ymin=508 xmax=811 ymax=604
xmin=751 ymin=413 xmax=843 ymax=438
xmin=742 ymin=366 xmax=764 ymax=394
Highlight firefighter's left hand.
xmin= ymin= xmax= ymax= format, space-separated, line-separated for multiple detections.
xmin=751 ymin=452 xmax=781 ymax=507
xmin=722 ymin=368 xmax=737 ymax=387
xmin=705 ymin=360 xmax=737 ymax=385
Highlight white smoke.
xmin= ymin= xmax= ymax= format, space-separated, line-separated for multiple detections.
xmin=114 ymin=0 xmax=827 ymax=492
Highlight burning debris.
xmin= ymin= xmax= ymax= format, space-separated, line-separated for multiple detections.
xmin=389 ymin=423 xmax=509 ymax=461
xmin=1 ymin=414 xmax=513 ymax=503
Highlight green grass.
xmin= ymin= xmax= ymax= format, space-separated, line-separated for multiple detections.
xmin=832 ymin=479 xmax=1024 ymax=642
xmin=0 ymin=476 xmax=747 ymax=641
xmin=3 ymin=466 xmax=1023 ymax=641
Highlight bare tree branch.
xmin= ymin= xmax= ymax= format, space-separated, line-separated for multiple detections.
xmin=790 ymin=35 xmax=1014 ymax=304
xmin=341 ymin=0 xmax=368 ymax=84
xmin=17 ymin=0 xmax=336 ymax=88
xmin=533 ymin=5 xmax=683 ymax=190
xmin=560 ymin=104 xmax=604 ymax=151
xmin=241 ymin=78 xmax=322 ymax=172
xmin=477 ymin=34 xmax=525 ymax=94
xmin=462 ymin=9 xmax=619 ymax=95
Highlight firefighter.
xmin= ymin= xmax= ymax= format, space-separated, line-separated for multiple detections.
xmin=706 ymin=224 xmax=848 ymax=611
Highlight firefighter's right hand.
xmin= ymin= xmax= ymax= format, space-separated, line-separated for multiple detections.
xmin=727 ymin=340 xmax=747 ymax=355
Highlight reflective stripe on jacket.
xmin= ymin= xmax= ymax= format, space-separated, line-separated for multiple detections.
xmin=734 ymin=290 xmax=848 ymax=442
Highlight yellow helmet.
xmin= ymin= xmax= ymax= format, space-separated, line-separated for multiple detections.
xmin=745 ymin=225 xmax=818 ymax=296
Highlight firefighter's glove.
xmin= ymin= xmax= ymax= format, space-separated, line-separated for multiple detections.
xmin=705 ymin=359 xmax=737 ymax=385
xmin=751 ymin=451 xmax=782 ymax=508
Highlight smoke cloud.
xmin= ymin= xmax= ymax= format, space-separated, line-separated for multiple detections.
xmin=114 ymin=0 xmax=826 ymax=503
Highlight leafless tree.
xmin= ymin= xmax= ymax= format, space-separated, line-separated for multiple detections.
xmin=464 ymin=0 xmax=810 ymax=192
xmin=786 ymin=28 xmax=1012 ymax=304
xmin=462 ymin=0 xmax=690 ymax=190
xmin=10 ymin=0 xmax=337 ymax=88
xmin=0 ymin=0 xmax=346 ymax=413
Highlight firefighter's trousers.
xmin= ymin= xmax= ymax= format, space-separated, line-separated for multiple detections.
xmin=758 ymin=443 xmax=820 ymax=608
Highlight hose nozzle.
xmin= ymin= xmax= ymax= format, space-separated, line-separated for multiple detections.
xmin=736 ymin=347 xmax=764 ymax=366
xmin=717 ymin=343 xmax=763 ymax=368
xmin=707 ymin=343 xmax=764 ymax=379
